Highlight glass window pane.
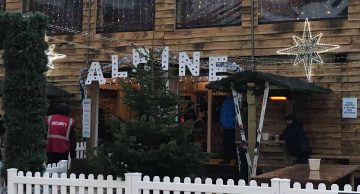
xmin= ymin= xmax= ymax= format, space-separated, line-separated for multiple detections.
xmin=176 ymin=0 xmax=242 ymax=29
xmin=260 ymin=0 xmax=348 ymax=23
xmin=0 ymin=0 xmax=5 ymax=11
xmin=96 ymin=0 xmax=155 ymax=33
xmin=27 ymin=0 xmax=83 ymax=34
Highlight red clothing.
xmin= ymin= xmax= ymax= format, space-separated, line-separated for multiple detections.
xmin=46 ymin=114 xmax=75 ymax=153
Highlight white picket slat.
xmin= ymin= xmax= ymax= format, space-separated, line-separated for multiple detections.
xmin=143 ymin=176 xmax=150 ymax=194
xmin=25 ymin=172 xmax=32 ymax=194
xmin=97 ymin=174 xmax=104 ymax=194
xmin=173 ymin=177 xmax=181 ymax=194
xmin=69 ymin=174 xmax=76 ymax=194
xmin=88 ymin=174 xmax=95 ymax=194
xmin=194 ymin=178 xmax=202 ymax=194
xmin=77 ymin=174 xmax=84 ymax=194
xmin=163 ymin=176 xmax=170 ymax=194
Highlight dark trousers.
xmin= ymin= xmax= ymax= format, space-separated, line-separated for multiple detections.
xmin=296 ymin=153 xmax=310 ymax=164
xmin=223 ymin=128 xmax=236 ymax=163
xmin=46 ymin=152 xmax=69 ymax=164
xmin=239 ymin=147 xmax=249 ymax=182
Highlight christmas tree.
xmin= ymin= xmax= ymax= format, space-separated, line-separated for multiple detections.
xmin=89 ymin=48 xmax=209 ymax=178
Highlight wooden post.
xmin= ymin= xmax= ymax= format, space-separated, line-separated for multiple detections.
xmin=207 ymin=89 xmax=213 ymax=153
xmin=247 ymin=83 xmax=256 ymax=160
xmin=89 ymin=82 xmax=99 ymax=148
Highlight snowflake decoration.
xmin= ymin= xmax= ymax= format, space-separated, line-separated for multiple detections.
xmin=45 ymin=44 xmax=66 ymax=69
xmin=277 ymin=19 xmax=339 ymax=82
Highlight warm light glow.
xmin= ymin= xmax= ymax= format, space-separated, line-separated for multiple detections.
xmin=269 ymin=96 xmax=287 ymax=101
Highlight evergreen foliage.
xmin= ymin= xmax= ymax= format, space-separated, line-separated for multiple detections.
xmin=0 ymin=12 xmax=49 ymax=172
xmin=89 ymin=49 xmax=209 ymax=178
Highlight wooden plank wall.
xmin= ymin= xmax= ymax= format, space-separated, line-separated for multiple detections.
xmin=1 ymin=0 xmax=360 ymax=156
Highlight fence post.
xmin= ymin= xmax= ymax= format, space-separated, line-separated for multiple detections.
xmin=7 ymin=168 xmax=18 ymax=194
xmin=125 ymin=173 xmax=142 ymax=194
xmin=271 ymin=178 xmax=291 ymax=194
xmin=59 ymin=160 xmax=68 ymax=172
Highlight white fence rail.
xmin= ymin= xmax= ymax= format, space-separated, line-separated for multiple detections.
xmin=7 ymin=168 xmax=360 ymax=194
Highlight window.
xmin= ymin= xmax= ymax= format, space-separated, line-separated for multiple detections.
xmin=25 ymin=0 xmax=83 ymax=34
xmin=96 ymin=0 xmax=155 ymax=33
xmin=260 ymin=0 xmax=348 ymax=23
xmin=176 ymin=0 xmax=242 ymax=29
xmin=0 ymin=0 xmax=5 ymax=11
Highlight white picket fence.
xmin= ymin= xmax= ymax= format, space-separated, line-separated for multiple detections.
xmin=7 ymin=168 xmax=360 ymax=194
xmin=75 ymin=142 xmax=86 ymax=159
xmin=45 ymin=160 xmax=68 ymax=174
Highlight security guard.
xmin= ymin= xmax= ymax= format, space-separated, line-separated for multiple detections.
xmin=46 ymin=103 xmax=76 ymax=164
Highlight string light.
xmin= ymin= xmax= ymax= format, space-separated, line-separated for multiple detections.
xmin=24 ymin=1 xmax=349 ymax=100
xmin=27 ymin=0 xmax=83 ymax=34
xmin=48 ymin=24 xmax=144 ymax=47
xmin=277 ymin=18 xmax=340 ymax=82
xmin=176 ymin=0 xmax=242 ymax=28
xmin=260 ymin=0 xmax=347 ymax=22
xmin=47 ymin=32 xmax=346 ymax=70
xmin=96 ymin=0 xmax=154 ymax=32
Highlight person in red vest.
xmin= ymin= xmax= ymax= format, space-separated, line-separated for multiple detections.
xmin=45 ymin=103 xmax=76 ymax=164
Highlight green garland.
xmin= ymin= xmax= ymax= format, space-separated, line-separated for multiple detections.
xmin=0 ymin=12 xmax=49 ymax=173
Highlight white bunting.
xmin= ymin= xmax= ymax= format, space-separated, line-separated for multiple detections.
xmin=162 ymin=46 xmax=169 ymax=70
xmin=209 ymin=56 xmax=228 ymax=81
xmin=85 ymin=62 xmax=106 ymax=85
xmin=179 ymin=52 xmax=200 ymax=76
xmin=111 ymin=55 xmax=128 ymax=78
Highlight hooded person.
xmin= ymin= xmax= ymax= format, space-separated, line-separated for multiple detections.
xmin=280 ymin=114 xmax=311 ymax=164
xmin=45 ymin=103 xmax=76 ymax=164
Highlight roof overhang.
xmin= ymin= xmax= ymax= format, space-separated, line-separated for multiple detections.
xmin=0 ymin=80 xmax=73 ymax=98
xmin=206 ymin=70 xmax=332 ymax=94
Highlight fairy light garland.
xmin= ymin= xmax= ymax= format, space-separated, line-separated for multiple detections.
xmin=260 ymin=0 xmax=348 ymax=23
xmin=49 ymin=24 xmax=344 ymax=100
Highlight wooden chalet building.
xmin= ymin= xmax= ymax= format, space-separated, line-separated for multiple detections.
xmin=1 ymin=0 xmax=360 ymax=171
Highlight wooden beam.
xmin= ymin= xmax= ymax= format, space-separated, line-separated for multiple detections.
xmin=247 ymin=83 xmax=256 ymax=161
xmin=207 ymin=89 xmax=213 ymax=153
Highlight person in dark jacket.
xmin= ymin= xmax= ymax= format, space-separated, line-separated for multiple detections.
xmin=184 ymin=102 xmax=197 ymax=121
xmin=280 ymin=114 xmax=311 ymax=164
xmin=45 ymin=103 xmax=76 ymax=164
xmin=220 ymin=96 xmax=236 ymax=164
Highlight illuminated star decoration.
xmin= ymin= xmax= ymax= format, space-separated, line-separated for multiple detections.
xmin=277 ymin=18 xmax=339 ymax=82
xmin=45 ymin=44 xmax=66 ymax=69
